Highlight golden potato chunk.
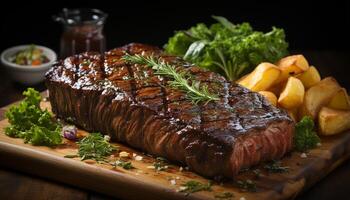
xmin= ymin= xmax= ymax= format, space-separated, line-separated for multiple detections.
xmin=295 ymin=66 xmax=321 ymax=89
xmin=258 ymin=91 xmax=277 ymax=106
xmin=275 ymin=55 xmax=309 ymax=84
xmin=318 ymin=107 xmax=350 ymax=135
xmin=278 ymin=77 xmax=305 ymax=109
xmin=300 ymin=77 xmax=341 ymax=120
xmin=327 ymin=88 xmax=350 ymax=110
xmin=237 ymin=62 xmax=281 ymax=92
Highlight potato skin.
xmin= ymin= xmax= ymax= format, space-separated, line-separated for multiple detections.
xmin=327 ymin=88 xmax=350 ymax=110
xmin=296 ymin=66 xmax=321 ymax=89
xmin=237 ymin=62 xmax=280 ymax=92
xmin=278 ymin=77 xmax=305 ymax=109
xmin=238 ymin=54 xmax=350 ymax=136
xmin=275 ymin=54 xmax=309 ymax=84
xmin=300 ymin=77 xmax=341 ymax=120
xmin=318 ymin=107 xmax=350 ymax=135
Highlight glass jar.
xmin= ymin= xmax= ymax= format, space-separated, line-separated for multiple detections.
xmin=54 ymin=8 xmax=107 ymax=58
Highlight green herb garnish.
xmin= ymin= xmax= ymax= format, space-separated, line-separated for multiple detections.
xmin=179 ymin=180 xmax=212 ymax=194
xmin=5 ymin=88 xmax=62 ymax=146
xmin=165 ymin=16 xmax=288 ymax=81
xmin=115 ymin=159 xmax=135 ymax=170
xmin=77 ymin=133 xmax=117 ymax=162
xmin=214 ymin=192 xmax=234 ymax=199
xmin=294 ymin=116 xmax=320 ymax=152
xmin=236 ymin=179 xmax=256 ymax=192
xmin=122 ymin=53 xmax=219 ymax=104
xmin=264 ymin=160 xmax=289 ymax=173
xmin=153 ymin=157 xmax=169 ymax=171
xmin=253 ymin=169 xmax=262 ymax=178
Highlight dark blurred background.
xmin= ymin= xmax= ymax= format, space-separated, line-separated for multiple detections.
xmin=1 ymin=1 xmax=349 ymax=51
xmin=0 ymin=0 xmax=349 ymax=104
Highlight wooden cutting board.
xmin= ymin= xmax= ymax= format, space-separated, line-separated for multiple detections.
xmin=1 ymin=96 xmax=350 ymax=200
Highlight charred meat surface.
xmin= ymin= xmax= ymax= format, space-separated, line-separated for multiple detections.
xmin=45 ymin=43 xmax=294 ymax=178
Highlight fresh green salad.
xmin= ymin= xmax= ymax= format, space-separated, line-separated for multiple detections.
xmin=165 ymin=16 xmax=289 ymax=81
xmin=5 ymin=88 xmax=62 ymax=146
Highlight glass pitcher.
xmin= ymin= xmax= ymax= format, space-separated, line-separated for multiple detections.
xmin=54 ymin=8 xmax=107 ymax=58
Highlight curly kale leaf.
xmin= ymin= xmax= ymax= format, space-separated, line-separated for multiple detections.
xmin=294 ymin=116 xmax=320 ymax=152
xmin=5 ymin=88 xmax=62 ymax=146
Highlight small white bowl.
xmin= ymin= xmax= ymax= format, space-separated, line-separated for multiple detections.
xmin=1 ymin=45 xmax=57 ymax=85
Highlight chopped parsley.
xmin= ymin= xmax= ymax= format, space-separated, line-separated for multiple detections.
xmin=253 ymin=169 xmax=262 ymax=178
xmin=115 ymin=159 xmax=135 ymax=170
xmin=76 ymin=133 xmax=117 ymax=162
xmin=236 ymin=179 xmax=257 ymax=192
xmin=153 ymin=157 xmax=169 ymax=171
xmin=264 ymin=160 xmax=289 ymax=173
xmin=179 ymin=180 xmax=212 ymax=194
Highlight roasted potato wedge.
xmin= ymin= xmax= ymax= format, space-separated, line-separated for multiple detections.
xmin=295 ymin=66 xmax=321 ymax=89
xmin=275 ymin=55 xmax=309 ymax=84
xmin=259 ymin=91 xmax=277 ymax=106
xmin=327 ymin=88 xmax=350 ymax=110
xmin=237 ymin=62 xmax=281 ymax=92
xmin=278 ymin=77 xmax=305 ymax=109
xmin=300 ymin=77 xmax=341 ymax=120
xmin=318 ymin=107 xmax=350 ymax=135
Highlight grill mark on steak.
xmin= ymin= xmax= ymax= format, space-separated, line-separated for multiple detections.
xmin=160 ymin=86 xmax=168 ymax=116
xmin=46 ymin=43 xmax=294 ymax=179
xmin=124 ymin=53 xmax=138 ymax=103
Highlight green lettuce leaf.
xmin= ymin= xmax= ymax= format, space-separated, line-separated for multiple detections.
xmin=5 ymin=88 xmax=62 ymax=146
xmin=165 ymin=16 xmax=289 ymax=81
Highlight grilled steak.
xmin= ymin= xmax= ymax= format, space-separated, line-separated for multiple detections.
xmin=46 ymin=43 xmax=294 ymax=179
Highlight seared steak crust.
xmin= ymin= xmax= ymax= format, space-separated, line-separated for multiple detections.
xmin=46 ymin=43 xmax=294 ymax=178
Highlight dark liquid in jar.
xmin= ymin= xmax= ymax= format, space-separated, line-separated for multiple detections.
xmin=54 ymin=9 xmax=107 ymax=58
xmin=60 ymin=25 xmax=105 ymax=58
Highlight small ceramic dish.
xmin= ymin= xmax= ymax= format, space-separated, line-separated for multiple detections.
xmin=1 ymin=45 xmax=57 ymax=85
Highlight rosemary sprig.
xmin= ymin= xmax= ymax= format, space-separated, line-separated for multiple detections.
xmin=122 ymin=53 xmax=219 ymax=104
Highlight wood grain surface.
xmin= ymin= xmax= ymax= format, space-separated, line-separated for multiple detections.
xmin=0 ymin=97 xmax=350 ymax=200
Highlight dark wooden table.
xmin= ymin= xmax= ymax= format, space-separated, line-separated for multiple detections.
xmin=1 ymin=50 xmax=350 ymax=200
